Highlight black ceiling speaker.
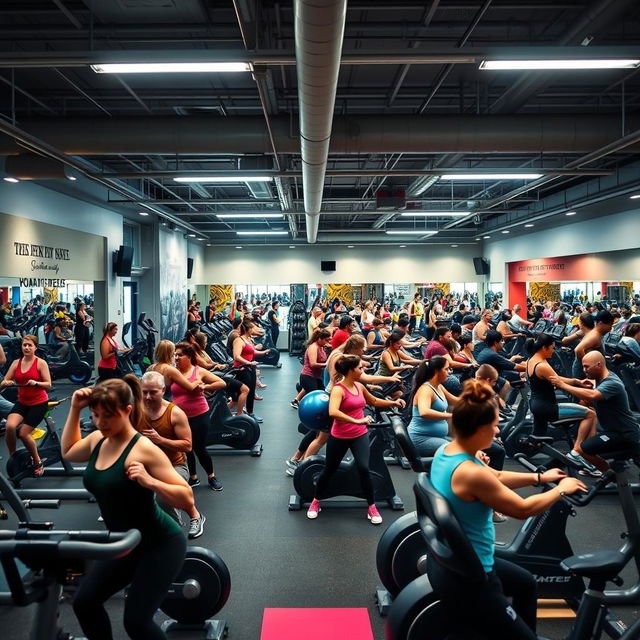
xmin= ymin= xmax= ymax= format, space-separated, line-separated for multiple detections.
xmin=113 ymin=246 xmax=134 ymax=277
xmin=187 ymin=257 xmax=194 ymax=279
xmin=473 ymin=257 xmax=490 ymax=276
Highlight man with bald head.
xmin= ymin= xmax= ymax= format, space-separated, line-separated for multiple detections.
xmin=140 ymin=370 xmax=206 ymax=538
xmin=550 ymin=351 xmax=640 ymax=472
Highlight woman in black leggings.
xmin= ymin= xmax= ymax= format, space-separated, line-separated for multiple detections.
xmin=429 ymin=379 xmax=587 ymax=639
xmin=61 ymin=376 xmax=194 ymax=640
xmin=306 ymin=355 xmax=405 ymax=525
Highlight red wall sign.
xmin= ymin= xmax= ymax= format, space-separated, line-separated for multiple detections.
xmin=508 ymin=254 xmax=601 ymax=283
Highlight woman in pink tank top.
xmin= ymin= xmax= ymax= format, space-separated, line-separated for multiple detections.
xmin=0 ymin=334 xmax=51 ymax=475
xmin=172 ymin=342 xmax=226 ymax=490
xmin=306 ymin=354 xmax=405 ymax=526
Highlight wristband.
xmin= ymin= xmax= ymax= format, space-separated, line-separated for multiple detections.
xmin=535 ymin=472 xmax=541 ymax=486
xmin=556 ymin=486 xmax=566 ymax=497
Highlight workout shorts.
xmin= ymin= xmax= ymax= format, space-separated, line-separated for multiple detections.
xmin=581 ymin=433 xmax=639 ymax=457
xmin=10 ymin=400 xmax=49 ymax=428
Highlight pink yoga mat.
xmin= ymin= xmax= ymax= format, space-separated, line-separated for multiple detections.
xmin=261 ymin=607 xmax=374 ymax=640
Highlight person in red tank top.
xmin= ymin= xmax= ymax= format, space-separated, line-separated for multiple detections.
xmin=306 ymin=354 xmax=405 ymax=526
xmin=0 ymin=334 xmax=51 ymax=475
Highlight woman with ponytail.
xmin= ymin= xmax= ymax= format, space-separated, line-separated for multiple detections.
xmin=290 ymin=328 xmax=331 ymax=409
xmin=525 ymin=334 xmax=599 ymax=475
xmin=306 ymin=355 xmax=405 ymax=525
xmin=428 ymin=379 xmax=586 ymax=640
xmin=61 ymin=375 xmax=192 ymax=639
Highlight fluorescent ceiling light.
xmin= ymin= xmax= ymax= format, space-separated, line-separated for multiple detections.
xmin=91 ymin=62 xmax=251 ymax=74
xmin=440 ymin=173 xmax=542 ymax=181
xmin=501 ymin=230 xmax=510 ymax=234
xmin=480 ymin=59 xmax=640 ymax=70
xmin=565 ymin=211 xmax=577 ymax=216
xmin=347 ymin=245 xmax=354 ymax=248
xmin=174 ymin=176 xmax=273 ymax=183
xmin=216 ymin=213 xmax=283 ymax=219
xmin=450 ymin=244 xmax=459 ymax=247
xmin=630 ymin=195 xmax=640 ymax=199
xmin=68 ymin=176 xmax=77 ymax=181
xmin=3 ymin=177 xmax=19 ymax=183
xmin=400 ymin=211 xmax=470 ymax=217
xmin=236 ymin=231 xmax=288 ymax=236
xmin=187 ymin=233 xmax=196 ymax=237
xmin=138 ymin=211 xmax=150 ymax=216
xmin=289 ymin=245 xmax=295 ymax=249
xmin=235 ymin=246 xmax=242 ymax=249
xmin=483 ymin=235 xmax=491 ymax=239
xmin=524 ymin=223 xmax=534 ymax=228
xmin=385 ymin=230 xmax=438 ymax=236
xmin=399 ymin=245 xmax=406 ymax=248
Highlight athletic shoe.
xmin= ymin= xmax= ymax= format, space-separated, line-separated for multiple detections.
xmin=208 ymin=476 xmax=224 ymax=491
xmin=33 ymin=461 xmax=45 ymax=477
xmin=307 ymin=498 xmax=321 ymax=519
xmin=188 ymin=513 xmax=206 ymax=539
xmin=248 ymin=413 xmax=264 ymax=423
xmin=188 ymin=477 xmax=201 ymax=488
xmin=367 ymin=505 xmax=382 ymax=525
xmin=255 ymin=394 xmax=264 ymax=401
xmin=578 ymin=468 xmax=603 ymax=478
xmin=291 ymin=399 xmax=299 ymax=409
xmin=492 ymin=511 xmax=508 ymax=523
xmin=285 ymin=459 xmax=299 ymax=477
xmin=566 ymin=450 xmax=598 ymax=473
xmin=257 ymin=381 xmax=267 ymax=389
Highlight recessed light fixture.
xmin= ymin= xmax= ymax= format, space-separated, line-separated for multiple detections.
xmin=439 ymin=173 xmax=542 ymax=181
xmin=483 ymin=235 xmax=491 ymax=239
xmin=206 ymin=243 xmax=213 ymax=247
xmin=91 ymin=62 xmax=251 ymax=74
xmin=187 ymin=233 xmax=196 ymax=237
xmin=197 ymin=238 xmax=206 ymax=241
xmin=160 ymin=221 xmax=168 ymax=227
xmin=385 ymin=230 xmax=438 ymax=236
xmin=399 ymin=245 xmax=406 ymax=248
xmin=289 ymin=245 xmax=295 ymax=249
xmin=480 ymin=59 xmax=640 ymax=70
xmin=347 ymin=245 xmax=354 ymax=248
xmin=630 ymin=195 xmax=640 ymax=200
xmin=235 ymin=246 xmax=243 ymax=249
xmin=3 ymin=177 xmax=19 ymax=183
xmin=400 ymin=211 xmax=470 ymax=217
xmin=174 ymin=176 xmax=273 ymax=183
xmin=565 ymin=211 xmax=577 ymax=216
xmin=524 ymin=223 xmax=534 ymax=228
xmin=501 ymin=230 xmax=510 ymax=234
xmin=138 ymin=211 xmax=150 ymax=216
xmin=236 ymin=231 xmax=288 ymax=236
xmin=68 ymin=176 xmax=77 ymax=181
xmin=216 ymin=213 xmax=283 ymax=219
xmin=450 ymin=244 xmax=459 ymax=247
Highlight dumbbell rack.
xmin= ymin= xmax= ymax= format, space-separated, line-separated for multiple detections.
xmin=288 ymin=301 xmax=308 ymax=356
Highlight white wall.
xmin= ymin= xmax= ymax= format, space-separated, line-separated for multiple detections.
xmin=0 ymin=179 xmax=123 ymax=334
xmin=203 ymin=244 xmax=480 ymax=284
xmin=484 ymin=208 xmax=640 ymax=285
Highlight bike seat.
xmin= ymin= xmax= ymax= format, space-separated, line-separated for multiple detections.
xmin=561 ymin=549 xmax=627 ymax=581
xmin=549 ymin=416 xmax=583 ymax=428
xmin=509 ymin=379 xmax=526 ymax=389
xmin=527 ymin=435 xmax=554 ymax=445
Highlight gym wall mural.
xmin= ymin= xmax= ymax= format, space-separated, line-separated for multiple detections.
xmin=327 ymin=284 xmax=353 ymax=306
xmin=159 ymin=230 xmax=187 ymax=343
xmin=43 ymin=287 xmax=59 ymax=305
xmin=529 ymin=282 xmax=561 ymax=301
xmin=209 ymin=285 xmax=233 ymax=313
xmin=620 ymin=281 xmax=634 ymax=293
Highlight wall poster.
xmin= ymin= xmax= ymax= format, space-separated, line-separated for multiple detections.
xmin=159 ymin=231 xmax=187 ymax=342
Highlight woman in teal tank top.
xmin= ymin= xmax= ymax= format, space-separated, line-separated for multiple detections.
xmin=61 ymin=376 xmax=193 ymax=640
xmin=428 ymin=378 xmax=587 ymax=640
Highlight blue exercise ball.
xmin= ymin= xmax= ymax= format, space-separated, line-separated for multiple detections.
xmin=298 ymin=390 xmax=331 ymax=431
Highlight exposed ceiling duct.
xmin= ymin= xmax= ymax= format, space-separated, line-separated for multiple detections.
xmin=0 ymin=115 xmax=637 ymax=156
xmin=294 ymin=0 xmax=347 ymax=243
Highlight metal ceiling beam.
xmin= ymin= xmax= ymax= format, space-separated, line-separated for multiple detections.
xmin=1 ymin=115 xmax=637 ymax=155
xmin=0 ymin=46 xmax=637 ymax=67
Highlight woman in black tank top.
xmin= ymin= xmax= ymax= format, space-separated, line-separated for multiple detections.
xmin=525 ymin=334 xmax=596 ymax=445
xmin=61 ymin=376 xmax=193 ymax=639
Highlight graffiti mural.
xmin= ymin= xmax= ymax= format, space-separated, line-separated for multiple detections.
xmin=327 ymin=284 xmax=353 ymax=307
xmin=159 ymin=231 xmax=187 ymax=343
xmin=209 ymin=285 xmax=233 ymax=313
xmin=529 ymin=282 xmax=561 ymax=302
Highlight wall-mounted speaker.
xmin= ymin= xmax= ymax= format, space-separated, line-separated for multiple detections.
xmin=113 ymin=245 xmax=134 ymax=277
xmin=321 ymin=260 xmax=336 ymax=272
xmin=187 ymin=257 xmax=194 ymax=279
xmin=473 ymin=257 xmax=490 ymax=276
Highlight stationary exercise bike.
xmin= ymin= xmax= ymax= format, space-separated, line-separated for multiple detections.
xmin=204 ymin=388 xmax=263 ymax=456
xmin=375 ymin=416 xmax=626 ymax=613
xmin=39 ymin=338 xmax=92 ymax=386
xmin=288 ymin=410 xmax=404 ymax=511
xmin=0 ymin=468 xmax=232 ymax=640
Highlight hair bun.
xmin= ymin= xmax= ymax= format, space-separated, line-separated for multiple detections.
xmin=460 ymin=379 xmax=494 ymax=403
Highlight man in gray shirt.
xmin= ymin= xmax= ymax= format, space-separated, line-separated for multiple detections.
xmin=550 ymin=351 xmax=640 ymax=473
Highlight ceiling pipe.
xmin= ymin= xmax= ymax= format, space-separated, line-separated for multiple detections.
xmin=4 ymin=115 xmax=636 ymax=156
xmin=294 ymin=0 xmax=347 ymax=243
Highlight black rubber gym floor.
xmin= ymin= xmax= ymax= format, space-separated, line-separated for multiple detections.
xmin=1 ymin=355 xmax=639 ymax=638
